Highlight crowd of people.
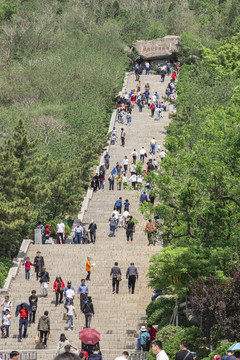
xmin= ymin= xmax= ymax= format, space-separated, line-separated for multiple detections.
xmin=35 ymin=219 xmax=97 ymax=245
xmin=4 ymin=62 xmax=179 ymax=359
xmin=1 ymin=254 xmax=139 ymax=349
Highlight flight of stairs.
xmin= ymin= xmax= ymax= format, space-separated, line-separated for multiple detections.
xmin=1 ymin=73 xmax=171 ymax=359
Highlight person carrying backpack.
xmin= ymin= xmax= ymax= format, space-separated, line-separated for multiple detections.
xmin=29 ymin=290 xmax=38 ymax=324
xmin=140 ymin=326 xmax=151 ymax=351
xmin=124 ymin=199 xmax=130 ymax=212
xmin=39 ymin=267 xmax=50 ymax=297
xmin=83 ymin=297 xmax=94 ymax=328
xmin=114 ymin=198 xmax=122 ymax=214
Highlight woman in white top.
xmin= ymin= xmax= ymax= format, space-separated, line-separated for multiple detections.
xmin=129 ymin=174 xmax=137 ymax=190
xmin=137 ymin=175 xmax=143 ymax=190
xmin=123 ymin=156 xmax=129 ymax=172
xmin=56 ymin=333 xmax=80 ymax=355
xmin=1 ymin=295 xmax=12 ymax=319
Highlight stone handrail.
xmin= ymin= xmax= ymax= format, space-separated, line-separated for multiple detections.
xmin=0 ymin=239 xmax=32 ymax=294
xmin=76 ymin=72 xmax=129 ymax=224
xmin=129 ymin=351 xmax=148 ymax=360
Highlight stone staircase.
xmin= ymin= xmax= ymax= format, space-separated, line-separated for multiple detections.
xmin=1 ymin=73 xmax=171 ymax=359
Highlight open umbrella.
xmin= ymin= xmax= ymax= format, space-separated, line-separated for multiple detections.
xmin=15 ymin=302 xmax=31 ymax=317
xmin=79 ymin=328 xmax=100 ymax=345
xmin=228 ymin=343 xmax=240 ymax=351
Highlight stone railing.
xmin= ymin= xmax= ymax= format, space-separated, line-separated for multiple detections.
xmin=75 ymin=72 xmax=129 ymax=225
xmin=0 ymin=352 xmax=37 ymax=360
xmin=0 ymin=239 xmax=32 ymax=294
xmin=129 ymin=351 xmax=148 ymax=360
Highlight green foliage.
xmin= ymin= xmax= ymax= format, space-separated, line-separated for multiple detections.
xmin=0 ymin=256 xmax=12 ymax=288
xmin=201 ymin=34 xmax=240 ymax=77
xmin=144 ymin=32 xmax=240 ymax=353
xmin=47 ymin=218 xmax=71 ymax=238
xmin=203 ymin=343 xmax=232 ymax=360
xmin=157 ymin=324 xmax=186 ymax=342
xmin=148 ymin=246 xmax=230 ymax=299
xmin=0 ymin=0 xmax=19 ymax=20
xmin=0 ymin=120 xmax=82 ymax=256
xmin=135 ymin=161 xmax=144 ymax=176
xmin=149 ymin=325 xmax=208 ymax=359
xmin=146 ymin=297 xmax=175 ymax=328
xmin=145 ymin=22 xmax=167 ymax=41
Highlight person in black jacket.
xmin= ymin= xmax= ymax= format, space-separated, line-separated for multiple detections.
xmin=34 ymin=251 xmax=44 ymax=281
xmin=29 ymin=290 xmax=38 ymax=324
xmin=83 ymin=297 xmax=94 ymax=328
xmin=175 ymin=340 xmax=194 ymax=360
xmin=39 ymin=266 xmax=50 ymax=297
xmin=88 ymin=221 xmax=97 ymax=243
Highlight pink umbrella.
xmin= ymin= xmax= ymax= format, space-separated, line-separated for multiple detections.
xmin=79 ymin=328 xmax=100 ymax=345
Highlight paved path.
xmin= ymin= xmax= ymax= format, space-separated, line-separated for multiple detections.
xmin=2 ymin=73 xmax=171 ymax=360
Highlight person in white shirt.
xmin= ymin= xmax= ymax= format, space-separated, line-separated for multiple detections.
xmin=157 ymin=144 xmax=161 ymax=153
xmin=160 ymin=150 xmax=166 ymax=159
xmin=67 ymin=301 xmax=77 ymax=330
xmin=122 ymin=173 xmax=128 ymax=189
xmin=129 ymin=174 xmax=137 ymax=190
xmin=115 ymin=351 xmax=129 ymax=360
xmin=152 ymin=94 xmax=157 ymax=103
xmin=113 ymin=210 xmax=119 ymax=219
xmin=131 ymin=149 xmax=137 ymax=164
xmin=140 ymin=147 xmax=147 ymax=163
xmin=150 ymin=138 xmax=157 ymax=154
xmin=123 ymin=156 xmax=129 ymax=172
xmin=137 ymin=175 xmax=143 ymax=189
xmin=64 ymin=284 xmax=75 ymax=311
xmin=1 ymin=308 xmax=11 ymax=337
xmin=159 ymin=106 xmax=164 ymax=118
xmin=129 ymin=164 xmax=136 ymax=175
xmin=66 ymin=288 xmax=75 ymax=300
xmin=122 ymin=210 xmax=130 ymax=225
xmin=113 ymin=209 xmax=119 ymax=227
xmin=1 ymin=295 xmax=12 ymax=318
xmin=156 ymin=107 xmax=161 ymax=120
xmin=152 ymin=340 xmax=169 ymax=360
xmin=56 ymin=220 xmax=65 ymax=244
xmin=118 ymin=215 xmax=123 ymax=228
xmin=145 ymin=62 xmax=150 ymax=75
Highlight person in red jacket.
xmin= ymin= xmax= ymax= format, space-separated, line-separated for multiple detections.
xmin=53 ymin=276 xmax=65 ymax=306
xmin=22 ymin=257 xmax=34 ymax=281
xmin=150 ymin=102 xmax=155 ymax=117
xmin=145 ymin=220 xmax=155 ymax=245
xmin=148 ymin=324 xmax=157 ymax=340
xmin=171 ymin=72 xmax=177 ymax=81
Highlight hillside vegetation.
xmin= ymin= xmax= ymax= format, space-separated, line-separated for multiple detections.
xmin=143 ymin=23 xmax=240 ymax=360
xmin=0 ymin=0 xmax=239 ymax=285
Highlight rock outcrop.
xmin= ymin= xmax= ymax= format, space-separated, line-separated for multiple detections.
xmin=133 ymin=35 xmax=180 ymax=60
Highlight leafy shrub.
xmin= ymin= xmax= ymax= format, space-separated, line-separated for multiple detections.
xmin=156 ymin=325 xmax=208 ymax=359
xmin=202 ymin=343 xmax=232 ymax=360
xmin=146 ymin=297 xmax=194 ymax=329
xmin=0 ymin=257 xmax=13 ymax=288
xmin=47 ymin=218 xmax=71 ymax=238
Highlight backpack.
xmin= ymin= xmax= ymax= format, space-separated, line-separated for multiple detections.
xmin=140 ymin=332 xmax=150 ymax=346
xmin=124 ymin=202 xmax=129 ymax=211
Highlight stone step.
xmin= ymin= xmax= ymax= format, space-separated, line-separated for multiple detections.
xmin=2 ymin=73 xmax=170 ymax=356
